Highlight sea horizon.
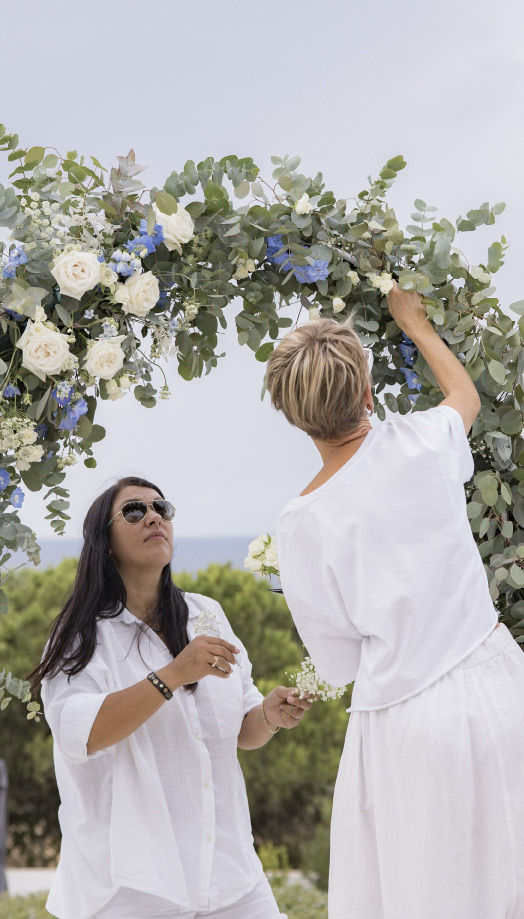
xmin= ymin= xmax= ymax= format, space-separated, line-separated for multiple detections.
xmin=9 ymin=536 xmax=254 ymax=575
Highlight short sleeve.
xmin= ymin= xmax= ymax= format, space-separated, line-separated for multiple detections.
xmin=277 ymin=515 xmax=363 ymax=687
xmin=41 ymin=652 xmax=112 ymax=764
xmin=207 ymin=598 xmax=264 ymax=717
xmin=405 ymin=404 xmax=474 ymax=484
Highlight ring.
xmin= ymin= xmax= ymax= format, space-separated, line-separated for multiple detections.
xmin=211 ymin=655 xmax=218 ymax=668
xmin=283 ymin=709 xmax=293 ymax=718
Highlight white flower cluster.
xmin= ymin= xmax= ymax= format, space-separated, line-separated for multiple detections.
xmin=19 ymin=193 xmax=112 ymax=253
xmin=105 ymin=374 xmax=132 ymax=401
xmin=184 ymin=300 xmax=200 ymax=322
xmin=194 ymin=608 xmax=223 ymax=638
xmin=368 ymin=271 xmax=394 ymax=295
xmin=288 ymin=657 xmax=346 ymax=702
xmin=0 ymin=417 xmax=44 ymax=470
xmin=233 ymin=257 xmax=256 ymax=281
xmin=244 ymin=533 xmax=279 ymax=578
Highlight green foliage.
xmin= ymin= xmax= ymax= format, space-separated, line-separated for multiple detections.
xmin=0 ymin=880 xmax=328 ymax=919
xmin=1 ymin=125 xmax=524 ymax=701
xmin=0 ymin=561 xmax=345 ymax=876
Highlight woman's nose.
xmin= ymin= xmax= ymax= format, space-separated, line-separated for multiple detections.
xmin=146 ymin=507 xmax=162 ymax=525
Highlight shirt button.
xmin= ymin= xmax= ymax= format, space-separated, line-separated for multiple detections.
xmin=204 ymin=782 xmax=210 ymax=789
xmin=206 ymin=835 xmax=213 ymax=843
xmin=195 ymin=732 xmax=202 ymax=741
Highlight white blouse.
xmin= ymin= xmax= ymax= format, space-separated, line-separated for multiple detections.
xmin=41 ymin=592 xmax=265 ymax=919
xmin=276 ymin=405 xmax=498 ymax=713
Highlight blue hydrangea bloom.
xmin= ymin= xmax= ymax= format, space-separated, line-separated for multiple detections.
xmin=126 ymin=235 xmax=156 ymax=256
xmin=2 ymin=264 xmax=17 ymax=279
xmin=115 ymin=262 xmax=134 ymax=278
xmin=10 ymin=487 xmax=25 ymax=509
xmin=293 ymin=260 xmax=330 ymax=284
xmin=400 ymin=367 xmax=422 ymax=390
xmin=0 ymin=469 xmax=10 ymax=491
xmin=3 ymin=384 xmax=21 ymax=397
xmin=11 ymin=247 xmax=27 ymax=266
xmin=52 ymin=385 xmax=74 ymax=408
xmin=58 ymin=397 xmax=89 ymax=431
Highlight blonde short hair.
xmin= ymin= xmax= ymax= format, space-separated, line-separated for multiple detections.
xmin=265 ymin=318 xmax=371 ymax=441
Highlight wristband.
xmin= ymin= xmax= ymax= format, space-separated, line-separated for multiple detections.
xmin=147 ymin=671 xmax=173 ymax=700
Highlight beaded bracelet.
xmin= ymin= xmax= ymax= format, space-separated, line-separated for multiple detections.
xmin=261 ymin=699 xmax=280 ymax=735
xmin=147 ymin=671 xmax=173 ymax=701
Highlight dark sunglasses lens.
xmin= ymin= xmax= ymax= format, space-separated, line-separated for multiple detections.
xmin=121 ymin=501 xmax=148 ymax=523
xmin=153 ymin=500 xmax=175 ymax=520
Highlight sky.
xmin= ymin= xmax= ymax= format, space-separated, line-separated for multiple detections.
xmin=1 ymin=0 xmax=524 ymax=540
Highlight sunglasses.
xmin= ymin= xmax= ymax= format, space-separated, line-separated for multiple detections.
xmin=108 ymin=500 xmax=176 ymax=526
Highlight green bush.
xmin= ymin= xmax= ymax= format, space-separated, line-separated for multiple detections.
xmin=0 ymin=561 xmax=347 ymax=875
xmin=0 ymin=880 xmax=328 ymax=919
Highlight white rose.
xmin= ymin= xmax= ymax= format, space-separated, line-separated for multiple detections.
xmin=248 ymin=535 xmax=267 ymax=556
xmin=15 ymin=444 xmax=44 ymax=470
xmin=379 ymin=277 xmax=394 ymax=294
xmin=119 ymin=374 xmax=132 ymax=390
xmin=233 ymin=265 xmax=249 ymax=280
xmin=19 ymin=427 xmax=38 ymax=445
xmin=295 ymin=193 xmax=312 ymax=215
xmin=51 ymin=250 xmax=101 ymax=300
xmin=309 ymin=307 xmax=320 ymax=321
xmin=264 ymin=548 xmax=279 ymax=567
xmin=116 ymin=271 xmax=160 ymax=319
xmin=332 ymin=297 xmax=345 ymax=314
xmin=83 ymin=335 xmax=126 ymax=380
xmin=105 ymin=379 xmax=125 ymax=401
xmin=16 ymin=320 xmax=72 ymax=381
xmin=153 ymin=203 xmax=194 ymax=254
xmin=369 ymin=274 xmax=382 ymax=289
xmin=347 ymin=270 xmax=360 ymax=286
xmin=244 ymin=555 xmax=263 ymax=573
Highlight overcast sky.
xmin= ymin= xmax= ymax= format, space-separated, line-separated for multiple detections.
xmin=1 ymin=0 xmax=523 ymax=539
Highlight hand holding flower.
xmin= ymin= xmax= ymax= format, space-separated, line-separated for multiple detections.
xmin=262 ymin=686 xmax=315 ymax=730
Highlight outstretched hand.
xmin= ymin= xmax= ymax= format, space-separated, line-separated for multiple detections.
xmin=263 ymin=686 xmax=315 ymax=730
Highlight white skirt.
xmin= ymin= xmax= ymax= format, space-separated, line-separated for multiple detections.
xmin=329 ymin=623 xmax=524 ymax=919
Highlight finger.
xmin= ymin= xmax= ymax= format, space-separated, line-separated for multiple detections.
xmin=207 ymin=637 xmax=241 ymax=656
xmin=208 ymin=655 xmax=233 ymax=674
xmin=280 ymin=704 xmax=302 ymax=722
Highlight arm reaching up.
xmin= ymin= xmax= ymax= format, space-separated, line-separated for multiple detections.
xmin=387 ymin=282 xmax=481 ymax=433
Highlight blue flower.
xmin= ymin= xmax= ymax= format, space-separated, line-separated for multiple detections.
xmin=10 ymin=487 xmax=25 ymax=509
xmin=293 ymin=260 xmax=330 ymax=284
xmin=116 ymin=262 xmax=134 ymax=278
xmin=2 ymin=264 xmax=17 ymax=279
xmin=57 ymin=397 xmax=88 ymax=431
xmin=0 ymin=469 xmax=10 ymax=491
xmin=2 ymin=384 xmax=21 ymax=397
xmin=400 ymin=367 xmax=422 ymax=390
xmin=11 ymin=247 xmax=27 ymax=266
xmin=35 ymin=422 xmax=48 ymax=439
xmin=140 ymin=220 xmax=164 ymax=247
xmin=3 ymin=308 xmax=25 ymax=321
xmin=52 ymin=385 xmax=74 ymax=408
xmin=126 ymin=235 xmax=156 ymax=256
xmin=399 ymin=341 xmax=417 ymax=366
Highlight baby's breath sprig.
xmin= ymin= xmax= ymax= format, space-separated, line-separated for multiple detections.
xmin=286 ymin=656 xmax=346 ymax=703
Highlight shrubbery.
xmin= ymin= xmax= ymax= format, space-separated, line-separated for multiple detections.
xmin=0 ymin=560 xmax=350 ymax=876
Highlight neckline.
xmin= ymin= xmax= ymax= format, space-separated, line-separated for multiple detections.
xmin=288 ymin=425 xmax=379 ymax=507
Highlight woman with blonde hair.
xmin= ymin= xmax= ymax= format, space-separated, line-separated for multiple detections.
xmin=265 ymin=284 xmax=524 ymax=919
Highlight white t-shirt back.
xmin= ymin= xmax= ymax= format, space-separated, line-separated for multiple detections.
xmin=276 ymin=405 xmax=498 ymax=713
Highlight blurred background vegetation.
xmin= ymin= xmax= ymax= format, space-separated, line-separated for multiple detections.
xmin=0 ymin=560 xmax=353 ymax=891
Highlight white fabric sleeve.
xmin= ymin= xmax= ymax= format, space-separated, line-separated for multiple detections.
xmin=208 ymin=598 xmax=264 ymax=716
xmin=277 ymin=517 xmax=363 ymax=688
xmin=404 ymin=404 xmax=474 ymax=484
xmin=41 ymin=654 xmax=111 ymax=764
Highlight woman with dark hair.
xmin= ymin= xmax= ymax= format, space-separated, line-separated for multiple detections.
xmin=264 ymin=284 xmax=524 ymax=919
xmin=30 ymin=476 xmax=312 ymax=919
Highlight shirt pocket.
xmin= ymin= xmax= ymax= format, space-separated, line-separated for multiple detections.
xmin=207 ymin=668 xmax=245 ymax=740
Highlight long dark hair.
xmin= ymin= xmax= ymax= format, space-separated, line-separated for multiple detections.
xmin=27 ymin=476 xmax=195 ymax=695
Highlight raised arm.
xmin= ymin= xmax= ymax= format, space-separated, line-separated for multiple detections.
xmin=387 ymin=283 xmax=481 ymax=433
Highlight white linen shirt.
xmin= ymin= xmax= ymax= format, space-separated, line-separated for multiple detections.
xmin=276 ymin=405 xmax=498 ymax=714
xmin=41 ymin=592 xmax=265 ymax=919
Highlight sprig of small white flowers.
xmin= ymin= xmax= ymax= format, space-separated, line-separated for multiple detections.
xmin=194 ymin=608 xmax=242 ymax=668
xmin=244 ymin=533 xmax=279 ymax=578
xmin=287 ymin=657 xmax=346 ymax=702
